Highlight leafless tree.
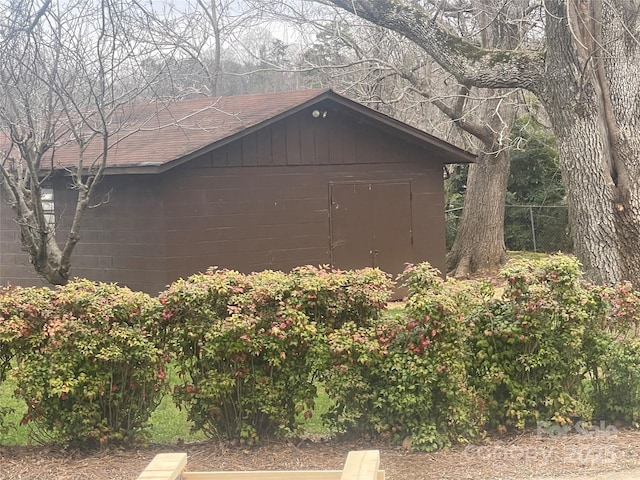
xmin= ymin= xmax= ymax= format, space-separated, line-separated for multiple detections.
xmin=0 ymin=0 xmax=165 ymax=284
xmin=133 ymin=0 xmax=301 ymax=97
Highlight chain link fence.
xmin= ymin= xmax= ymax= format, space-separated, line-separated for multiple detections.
xmin=446 ymin=204 xmax=572 ymax=253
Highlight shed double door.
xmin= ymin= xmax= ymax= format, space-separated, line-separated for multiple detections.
xmin=330 ymin=181 xmax=413 ymax=274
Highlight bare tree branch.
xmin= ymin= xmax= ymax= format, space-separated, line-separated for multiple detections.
xmin=315 ymin=0 xmax=545 ymax=92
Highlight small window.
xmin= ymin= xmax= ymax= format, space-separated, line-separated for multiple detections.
xmin=41 ymin=188 xmax=55 ymax=230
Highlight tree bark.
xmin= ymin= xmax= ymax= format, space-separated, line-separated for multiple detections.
xmin=540 ymin=0 xmax=640 ymax=284
xmin=320 ymin=0 xmax=640 ymax=285
xmin=447 ymin=148 xmax=509 ymax=277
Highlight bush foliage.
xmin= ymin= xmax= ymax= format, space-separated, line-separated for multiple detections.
xmin=4 ymin=280 xmax=164 ymax=448
xmin=468 ymin=256 xmax=595 ymax=429
xmin=315 ymin=255 xmax=640 ymax=450
xmin=3 ymin=256 xmax=640 ymax=451
xmin=320 ymin=263 xmax=488 ymax=450
xmin=158 ymin=266 xmax=392 ymax=443
xmin=0 ymin=286 xmax=53 ymax=436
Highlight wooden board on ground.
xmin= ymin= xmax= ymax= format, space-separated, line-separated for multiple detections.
xmin=137 ymin=450 xmax=384 ymax=480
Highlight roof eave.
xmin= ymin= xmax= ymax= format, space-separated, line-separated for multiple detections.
xmin=95 ymin=89 xmax=475 ymax=175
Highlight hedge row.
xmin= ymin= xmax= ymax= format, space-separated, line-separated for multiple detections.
xmin=2 ymin=257 xmax=640 ymax=451
xmin=0 ymin=266 xmax=392 ymax=447
xmin=322 ymin=256 xmax=640 ymax=450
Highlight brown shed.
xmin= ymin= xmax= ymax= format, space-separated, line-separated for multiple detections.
xmin=0 ymin=89 xmax=474 ymax=293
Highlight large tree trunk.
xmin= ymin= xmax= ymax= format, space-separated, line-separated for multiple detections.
xmin=445 ymin=0 xmax=520 ymax=277
xmin=447 ymin=149 xmax=509 ymax=277
xmin=541 ymin=0 xmax=640 ymax=284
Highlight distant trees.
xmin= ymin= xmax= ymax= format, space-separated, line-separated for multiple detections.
xmin=505 ymin=118 xmax=570 ymax=253
xmin=137 ymin=0 xmax=301 ymax=97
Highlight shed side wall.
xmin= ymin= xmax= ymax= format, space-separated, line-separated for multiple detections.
xmin=0 ymin=175 xmax=167 ymax=293
xmin=0 ymin=201 xmax=51 ymax=288
xmin=163 ymin=162 xmax=445 ymax=280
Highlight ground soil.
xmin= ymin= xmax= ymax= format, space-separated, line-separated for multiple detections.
xmin=2 ymin=428 xmax=640 ymax=480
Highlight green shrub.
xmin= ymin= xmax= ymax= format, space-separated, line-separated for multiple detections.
xmin=160 ymin=269 xmax=317 ymax=443
xmin=468 ymin=255 xmax=595 ymax=429
xmin=587 ymin=282 xmax=640 ymax=424
xmin=0 ymin=286 xmax=53 ymax=435
xmin=12 ymin=280 xmax=164 ymax=448
xmin=320 ymin=263 xmax=486 ymax=451
xmin=289 ymin=265 xmax=392 ymax=329
xmin=0 ymin=286 xmax=52 ymax=381
xmin=159 ymin=266 xmax=392 ymax=443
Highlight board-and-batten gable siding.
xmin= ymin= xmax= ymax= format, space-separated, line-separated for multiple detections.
xmin=197 ymin=106 xmax=417 ymax=168
xmin=163 ymin=106 xmax=447 ymax=280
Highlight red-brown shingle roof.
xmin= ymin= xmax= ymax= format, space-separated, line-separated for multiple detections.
xmin=2 ymin=89 xmax=472 ymax=174
xmin=48 ymin=89 xmax=328 ymax=172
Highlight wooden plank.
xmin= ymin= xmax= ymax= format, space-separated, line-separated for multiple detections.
xmin=284 ymin=116 xmax=301 ymax=165
xmin=227 ymin=139 xmax=243 ymax=167
xmin=300 ymin=122 xmax=316 ymax=165
xmin=340 ymin=450 xmax=380 ymax=480
xmin=183 ymin=471 xmax=385 ymax=480
xmin=271 ymin=122 xmax=287 ymax=165
xmin=257 ymin=127 xmax=273 ymax=166
xmin=137 ymin=453 xmax=187 ymax=480
xmin=242 ymin=134 xmax=259 ymax=166
xmin=314 ymin=118 xmax=330 ymax=165
xmin=184 ymin=471 xmax=342 ymax=480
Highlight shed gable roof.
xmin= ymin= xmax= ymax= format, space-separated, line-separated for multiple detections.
xmin=45 ymin=89 xmax=474 ymax=174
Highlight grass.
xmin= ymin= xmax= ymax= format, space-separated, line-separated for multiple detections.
xmin=302 ymin=385 xmax=332 ymax=434
xmin=147 ymin=363 xmax=207 ymax=444
xmin=0 ymin=368 xmax=333 ymax=446
xmin=0 ymin=376 xmax=29 ymax=445
xmin=384 ymin=301 xmax=406 ymax=320
xmin=508 ymin=250 xmax=555 ymax=262
xmin=0 ymin=365 xmax=208 ymax=446
xmin=147 ymin=392 xmax=207 ymax=444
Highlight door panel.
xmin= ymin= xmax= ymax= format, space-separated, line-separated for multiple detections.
xmin=330 ymin=183 xmax=373 ymax=270
xmin=371 ymin=182 xmax=412 ymax=273
xmin=330 ymin=182 xmax=412 ymax=275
